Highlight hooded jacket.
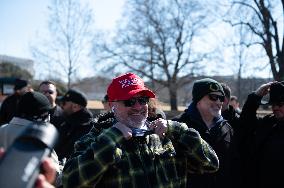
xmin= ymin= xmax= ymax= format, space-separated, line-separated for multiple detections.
xmin=173 ymin=102 xmax=239 ymax=188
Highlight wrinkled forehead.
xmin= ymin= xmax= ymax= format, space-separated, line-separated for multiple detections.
xmin=39 ymin=83 xmax=56 ymax=91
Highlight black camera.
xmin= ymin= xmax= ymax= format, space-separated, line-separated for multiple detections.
xmin=131 ymin=128 xmax=154 ymax=137
xmin=0 ymin=122 xmax=58 ymax=188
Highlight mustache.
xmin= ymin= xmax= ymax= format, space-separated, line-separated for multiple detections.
xmin=128 ymin=109 xmax=147 ymax=115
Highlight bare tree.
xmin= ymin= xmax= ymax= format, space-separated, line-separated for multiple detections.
xmin=96 ymin=0 xmax=212 ymax=110
xmin=32 ymin=0 xmax=94 ymax=88
xmin=225 ymin=24 xmax=250 ymax=98
xmin=226 ymin=0 xmax=284 ymax=81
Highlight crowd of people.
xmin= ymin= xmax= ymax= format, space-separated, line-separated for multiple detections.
xmin=0 ymin=73 xmax=283 ymax=188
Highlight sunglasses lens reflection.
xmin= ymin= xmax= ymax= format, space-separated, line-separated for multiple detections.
xmin=123 ymin=97 xmax=149 ymax=107
xmin=208 ymin=94 xmax=225 ymax=102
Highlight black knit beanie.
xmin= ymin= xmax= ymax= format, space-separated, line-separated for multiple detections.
xmin=269 ymin=81 xmax=284 ymax=104
xmin=192 ymin=78 xmax=224 ymax=102
xmin=14 ymin=78 xmax=28 ymax=90
xmin=18 ymin=91 xmax=52 ymax=118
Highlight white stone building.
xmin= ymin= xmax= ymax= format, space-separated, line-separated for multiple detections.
xmin=0 ymin=55 xmax=35 ymax=75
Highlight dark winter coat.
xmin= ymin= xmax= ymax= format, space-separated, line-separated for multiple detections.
xmin=173 ymin=103 xmax=239 ymax=188
xmin=0 ymin=94 xmax=21 ymax=125
xmin=55 ymin=108 xmax=93 ymax=161
xmin=49 ymin=105 xmax=65 ymax=129
xmin=222 ymin=105 xmax=240 ymax=131
xmin=239 ymin=93 xmax=284 ymax=188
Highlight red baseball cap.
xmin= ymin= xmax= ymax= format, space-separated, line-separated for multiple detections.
xmin=107 ymin=73 xmax=155 ymax=101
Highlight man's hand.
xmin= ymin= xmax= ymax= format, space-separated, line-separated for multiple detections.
xmin=149 ymin=118 xmax=168 ymax=138
xmin=0 ymin=147 xmax=4 ymax=158
xmin=255 ymin=82 xmax=275 ymax=97
xmin=35 ymin=158 xmax=56 ymax=188
xmin=113 ymin=122 xmax=132 ymax=140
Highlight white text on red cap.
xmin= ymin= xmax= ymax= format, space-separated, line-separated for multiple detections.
xmin=118 ymin=78 xmax=143 ymax=88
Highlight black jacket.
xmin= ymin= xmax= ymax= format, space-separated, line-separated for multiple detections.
xmin=55 ymin=108 xmax=93 ymax=161
xmin=173 ymin=103 xmax=239 ymax=188
xmin=239 ymin=93 xmax=284 ymax=188
xmin=0 ymin=94 xmax=21 ymax=125
xmin=222 ymin=105 xmax=240 ymax=131
xmin=49 ymin=105 xmax=65 ymax=129
xmin=91 ymin=111 xmax=116 ymax=135
xmin=69 ymin=111 xmax=116 ymax=159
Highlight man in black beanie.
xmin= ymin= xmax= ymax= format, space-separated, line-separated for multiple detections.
xmin=0 ymin=91 xmax=52 ymax=149
xmin=55 ymin=89 xmax=93 ymax=162
xmin=0 ymin=78 xmax=29 ymax=125
xmin=238 ymin=81 xmax=284 ymax=188
xmin=0 ymin=91 xmax=61 ymax=188
xmin=221 ymin=83 xmax=240 ymax=130
xmin=173 ymin=78 xmax=239 ymax=188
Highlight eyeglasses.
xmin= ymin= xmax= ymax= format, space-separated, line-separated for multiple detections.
xmin=208 ymin=94 xmax=225 ymax=102
xmin=41 ymin=90 xmax=55 ymax=95
xmin=113 ymin=97 xmax=150 ymax=107
xmin=30 ymin=113 xmax=50 ymax=123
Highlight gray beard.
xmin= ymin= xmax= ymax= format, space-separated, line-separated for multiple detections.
xmin=125 ymin=117 xmax=147 ymax=129
xmin=112 ymin=105 xmax=148 ymax=129
xmin=115 ymin=114 xmax=147 ymax=129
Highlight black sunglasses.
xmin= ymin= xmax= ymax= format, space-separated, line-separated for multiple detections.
xmin=208 ymin=94 xmax=225 ymax=102
xmin=41 ymin=90 xmax=54 ymax=95
xmin=114 ymin=97 xmax=150 ymax=107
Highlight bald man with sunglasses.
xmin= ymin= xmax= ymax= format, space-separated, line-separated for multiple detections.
xmin=62 ymin=73 xmax=219 ymax=188
xmin=174 ymin=78 xmax=239 ymax=188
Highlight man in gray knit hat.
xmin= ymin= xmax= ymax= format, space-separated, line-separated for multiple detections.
xmin=174 ymin=78 xmax=239 ymax=188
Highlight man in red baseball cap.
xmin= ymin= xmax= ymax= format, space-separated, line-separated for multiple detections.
xmin=63 ymin=72 xmax=219 ymax=188
xmin=107 ymin=72 xmax=155 ymax=101
xmin=107 ymin=73 xmax=155 ymax=130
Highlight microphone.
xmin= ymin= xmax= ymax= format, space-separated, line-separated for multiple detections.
xmin=0 ymin=122 xmax=58 ymax=188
